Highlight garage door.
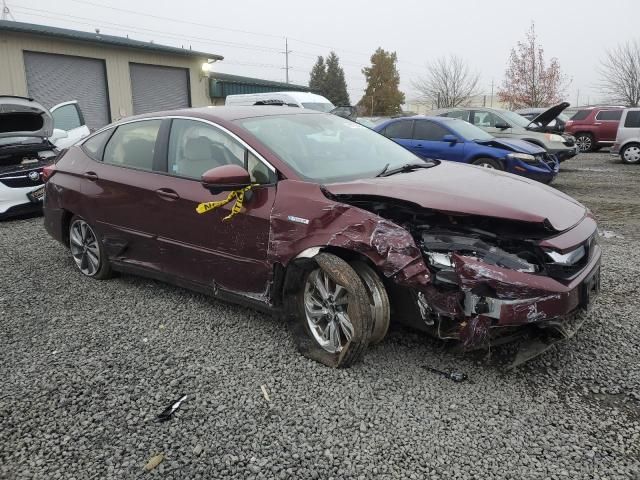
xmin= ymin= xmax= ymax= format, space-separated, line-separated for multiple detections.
xmin=24 ymin=51 xmax=110 ymax=130
xmin=130 ymin=63 xmax=190 ymax=115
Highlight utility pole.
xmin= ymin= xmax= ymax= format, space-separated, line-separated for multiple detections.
xmin=282 ymin=37 xmax=292 ymax=84
xmin=490 ymin=79 xmax=494 ymax=107
xmin=371 ymin=86 xmax=376 ymax=115
xmin=2 ymin=0 xmax=15 ymax=21
xmin=576 ymin=89 xmax=580 ymax=107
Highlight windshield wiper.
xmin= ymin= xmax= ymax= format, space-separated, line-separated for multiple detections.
xmin=375 ymin=163 xmax=390 ymax=177
xmin=378 ymin=162 xmax=436 ymax=178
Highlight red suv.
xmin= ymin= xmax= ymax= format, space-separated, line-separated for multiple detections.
xmin=564 ymin=107 xmax=624 ymax=152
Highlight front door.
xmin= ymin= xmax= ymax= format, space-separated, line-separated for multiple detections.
xmin=155 ymin=118 xmax=278 ymax=294
xmin=471 ymin=110 xmax=513 ymax=138
xmin=382 ymin=120 xmax=415 ymax=152
xmin=50 ymin=101 xmax=91 ymax=148
xmin=595 ymin=110 xmax=623 ymax=142
xmin=412 ymin=120 xmax=465 ymax=162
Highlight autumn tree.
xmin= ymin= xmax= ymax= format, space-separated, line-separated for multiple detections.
xmin=599 ymin=40 xmax=640 ymax=106
xmin=359 ymin=48 xmax=405 ymax=115
xmin=497 ymin=23 xmax=568 ymax=109
xmin=309 ymin=56 xmax=326 ymax=93
xmin=413 ymin=55 xmax=480 ymax=108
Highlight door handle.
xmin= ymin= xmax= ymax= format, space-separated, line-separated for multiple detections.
xmin=155 ymin=188 xmax=180 ymax=200
xmin=83 ymin=171 xmax=98 ymax=181
xmin=415 ymin=143 xmax=423 ymax=147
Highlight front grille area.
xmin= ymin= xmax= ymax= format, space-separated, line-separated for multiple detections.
xmin=0 ymin=169 xmax=44 ymax=188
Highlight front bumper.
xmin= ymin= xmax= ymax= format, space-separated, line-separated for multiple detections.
xmin=552 ymin=146 xmax=578 ymax=161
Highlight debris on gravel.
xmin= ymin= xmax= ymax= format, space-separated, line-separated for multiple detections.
xmin=0 ymin=152 xmax=639 ymax=479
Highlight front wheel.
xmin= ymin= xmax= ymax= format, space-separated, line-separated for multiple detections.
xmin=472 ymin=157 xmax=503 ymax=170
xmin=575 ymin=133 xmax=594 ymax=152
xmin=289 ymin=253 xmax=374 ymax=368
xmin=621 ymin=144 xmax=640 ymax=164
xmin=69 ymin=216 xmax=112 ymax=279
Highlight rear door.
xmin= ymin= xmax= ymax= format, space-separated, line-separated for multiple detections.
xmin=412 ymin=120 xmax=464 ymax=161
xmin=595 ymin=110 xmax=623 ymax=142
xmin=50 ymin=101 xmax=90 ymax=148
xmin=153 ymin=118 xmax=278 ymax=294
xmin=381 ymin=120 xmax=415 ymax=152
xmin=80 ymin=119 xmax=167 ymax=272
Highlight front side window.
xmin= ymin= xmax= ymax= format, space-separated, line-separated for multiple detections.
xmin=413 ymin=121 xmax=449 ymax=141
xmin=596 ymin=110 xmax=622 ymax=121
xmin=52 ymin=104 xmax=82 ymax=131
xmin=103 ymin=120 xmax=161 ymax=171
xmin=236 ymin=113 xmax=428 ymax=183
xmin=168 ymin=119 xmax=245 ymax=179
xmin=443 ymin=110 xmax=470 ymax=122
xmin=383 ymin=120 xmax=413 ymax=139
xmin=471 ymin=111 xmax=502 ymax=128
xmin=570 ymin=110 xmax=591 ymax=121
xmin=624 ymin=111 xmax=640 ymax=128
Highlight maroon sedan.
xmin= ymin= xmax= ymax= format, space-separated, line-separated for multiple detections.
xmin=43 ymin=107 xmax=601 ymax=368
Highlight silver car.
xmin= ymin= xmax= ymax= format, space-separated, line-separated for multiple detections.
xmin=611 ymin=108 xmax=640 ymax=164
xmin=436 ymin=107 xmax=577 ymax=162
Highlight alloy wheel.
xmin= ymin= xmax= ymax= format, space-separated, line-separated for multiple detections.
xmin=70 ymin=219 xmax=101 ymax=276
xmin=576 ymin=135 xmax=592 ymax=152
xmin=623 ymin=145 xmax=640 ymax=164
xmin=303 ymin=268 xmax=354 ymax=353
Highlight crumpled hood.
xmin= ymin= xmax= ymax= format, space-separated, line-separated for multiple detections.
xmin=476 ymin=137 xmax=545 ymax=154
xmin=0 ymin=96 xmax=53 ymax=140
xmin=527 ymin=102 xmax=570 ymax=128
xmin=325 ymin=162 xmax=586 ymax=232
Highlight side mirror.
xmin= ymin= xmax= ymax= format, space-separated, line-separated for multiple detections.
xmin=50 ymin=128 xmax=69 ymax=142
xmin=495 ymin=122 xmax=510 ymax=130
xmin=442 ymin=134 xmax=458 ymax=144
xmin=201 ymin=164 xmax=251 ymax=193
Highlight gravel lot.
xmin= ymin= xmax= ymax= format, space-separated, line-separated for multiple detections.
xmin=1 ymin=151 xmax=639 ymax=479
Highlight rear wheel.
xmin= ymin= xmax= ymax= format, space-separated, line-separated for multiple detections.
xmin=621 ymin=144 xmax=640 ymax=164
xmin=575 ymin=133 xmax=594 ymax=152
xmin=472 ymin=157 xmax=502 ymax=170
xmin=69 ymin=216 xmax=112 ymax=279
xmin=289 ymin=253 xmax=373 ymax=368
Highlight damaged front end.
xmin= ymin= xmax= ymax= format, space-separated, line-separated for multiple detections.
xmin=337 ymin=195 xmax=602 ymax=366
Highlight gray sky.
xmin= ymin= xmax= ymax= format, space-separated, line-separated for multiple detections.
xmin=9 ymin=0 xmax=640 ymax=106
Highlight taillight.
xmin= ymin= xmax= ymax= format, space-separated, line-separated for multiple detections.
xmin=42 ymin=164 xmax=57 ymax=182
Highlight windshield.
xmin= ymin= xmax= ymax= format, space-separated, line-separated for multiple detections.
xmin=447 ymin=119 xmax=493 ymax=141
xmin=236 ymin=113 xmax=427 ymax=183
xmin=301 ymin=102 xmax=335 ymax=113
xmin=495 ymin=109 xmax=531 ymax=128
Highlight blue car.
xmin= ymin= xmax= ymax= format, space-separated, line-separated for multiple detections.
xmin=374 ymin=116 xmax=559 ymax=183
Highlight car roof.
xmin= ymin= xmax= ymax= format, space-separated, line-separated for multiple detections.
xmin=124 ymin=105 xmax=322 ymax=123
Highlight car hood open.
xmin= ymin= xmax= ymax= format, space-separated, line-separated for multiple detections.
xmin=527 ymin=102 xmax=570 ymax=128
xmin=0 ymin=96 xmax=53 ymax=140
xmin=325 ymin=162 xmax=585 ymax=232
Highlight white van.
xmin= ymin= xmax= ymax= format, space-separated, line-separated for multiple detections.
xmin=225 ymin=91 xmax=335 ymax=112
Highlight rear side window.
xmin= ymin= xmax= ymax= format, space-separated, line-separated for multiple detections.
xmin=624 ymin=111 xmax=640 ymax=128
xmin=443 ymin=110 xmax=470 ymax=122
xmin=413 ymin=121 xmax=449 ymax=141
xmin=82 ymin=129 xmax=113 ymax=160
xmin=103 ymin=120 xmax=162 ymax=171
xmin=596 ymin=110 xmax=622 ymax=121
xmin=570 ymin=110 xmax=591 ymax=121
xmin=383 ymin=120 xmax=413 ymax=139
xmin=52 ymin=104 xmax=82 ymax=131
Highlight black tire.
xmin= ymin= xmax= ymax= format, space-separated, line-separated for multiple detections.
xmin=288 ymin=253 xmax=373 ymax=368
xmin=472 ymin=157 xmax=503 ymax=170
xmin=575 ymin=133 xmax=594 ymax=152
xmin=68 ymin=215 xmax=112 ymax=280
xmin=351 ymin=261 xmax=390 ymax=345
xmin=621 ymin=143 xmax=640 ymax=164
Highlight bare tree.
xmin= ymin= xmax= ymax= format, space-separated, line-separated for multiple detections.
xmin=412 ymin=55 xmax=480 ymax=108
xmin=599 ymin=40 xmax=640 ymax=107
xmin=497 ymin=23 xmax=568 ymax=109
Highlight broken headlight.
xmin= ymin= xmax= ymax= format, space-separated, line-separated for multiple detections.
xmin=507 ymin=152 xmax=541 ymax=165
xmin=422 ymin=233 xmax=539 ymax=274
xmin=544 ymin=245 xmax=586 ymax=265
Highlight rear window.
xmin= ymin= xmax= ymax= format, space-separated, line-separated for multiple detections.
xmin=82 ymin=129 xmax=113 ymax=160
xmin=624 ymin=111 xmax=640 ymax=128
xmin=103 ymin=120 xmax=161 ymax=171
xmin=596 ymin=110 xmax=622 ymax=121
xmin=570 ymin=110 xmax=591 ymax=121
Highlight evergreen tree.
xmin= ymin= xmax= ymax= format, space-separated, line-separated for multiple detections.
xmin=323 ymin=52 xmax=350 ymax=106
xmin=309 ymin=56 xmax=326 ymax=93
xmin=359 ymin=48 xmax=405 ymax=115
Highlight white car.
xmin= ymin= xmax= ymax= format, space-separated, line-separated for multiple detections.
xmin=225 ymin=91 xmax=336 ymax=113
xmin=49 ymin=100 xmax=91 ymax=148
xmin=0 ymin=96 xmax=58 ymax=219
